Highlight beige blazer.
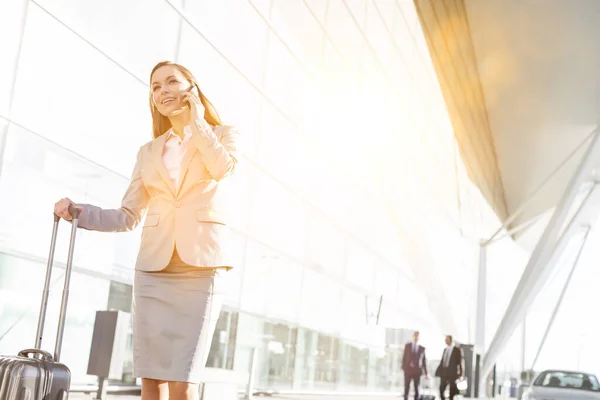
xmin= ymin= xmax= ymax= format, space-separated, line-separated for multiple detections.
xmin=77 ymin=123 xmax=240 ymax=271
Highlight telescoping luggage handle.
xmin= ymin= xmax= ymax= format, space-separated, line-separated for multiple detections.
xmin=29 ymin=205 xmax=82 ymax=363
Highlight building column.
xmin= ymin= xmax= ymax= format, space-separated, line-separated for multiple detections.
xmin=475 ymin=242 xmax=487 ymax=397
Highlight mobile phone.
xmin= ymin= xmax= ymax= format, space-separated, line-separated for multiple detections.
xmin=183 ymin=85 xmax=195 ymax=104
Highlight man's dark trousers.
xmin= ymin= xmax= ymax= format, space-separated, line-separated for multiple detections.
xmin=404 ymin=372 xmax=420 ymax=400
xmin=439 ymin=376 xmax=458 ymax=400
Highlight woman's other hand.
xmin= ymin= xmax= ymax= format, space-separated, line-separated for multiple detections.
xmin=53 ymin=197 xmax=83 ymax=221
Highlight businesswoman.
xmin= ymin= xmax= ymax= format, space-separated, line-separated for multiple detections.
xmin=54 ymin=61 xmax=240 ymax=400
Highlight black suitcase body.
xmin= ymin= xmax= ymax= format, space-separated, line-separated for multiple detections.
xmin=0 ymin=208 xmax=81 ymax=399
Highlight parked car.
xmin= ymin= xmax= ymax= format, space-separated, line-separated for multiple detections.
xmin=523 ymin=369 xmax=600 ymax=399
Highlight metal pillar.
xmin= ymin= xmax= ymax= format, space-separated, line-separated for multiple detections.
xmin=245 ymin=347 xmax=258 ymax=399
xmin=530 ymin=228 xmax=590 ymax=370
xmin=475 ymin=242 xmax=487 ymax=397
xmin=475 ymin=242 xmax=487 ymax=353
xmin=521 ymin=319 xmax=526 ymax=372
xmin=481 ymin=127 xmax=600 ymax=380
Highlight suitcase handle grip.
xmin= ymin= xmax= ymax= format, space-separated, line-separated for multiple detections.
xmin=18 ymin=348 xmax=54 ymax=362
xmin=68 ymin=204 xmax=82 ymax=219
xmin=53 ymin=204 xmax=82 ymax=222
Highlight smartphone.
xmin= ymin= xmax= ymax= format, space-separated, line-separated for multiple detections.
xmin=181 ymin=85 xmax=193 ymax=105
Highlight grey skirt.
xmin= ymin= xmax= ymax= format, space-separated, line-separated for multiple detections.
xmin=132 ymin=249 xmax=228 ymax=383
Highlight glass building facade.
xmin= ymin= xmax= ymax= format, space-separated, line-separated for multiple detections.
xmin=1 ymin=0 xmax=571 ymax=394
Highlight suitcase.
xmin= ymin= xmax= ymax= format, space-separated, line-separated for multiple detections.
xmin=0 ymin=207 xmax=82 ymax=400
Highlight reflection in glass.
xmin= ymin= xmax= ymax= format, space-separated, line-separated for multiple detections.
xmin=207 ymin=310 xmax=238 ymax=370
xmin=313 ymin=334 xmax=339 ymax=390
xmin=338 ymin=340 xmax=369 ymax=389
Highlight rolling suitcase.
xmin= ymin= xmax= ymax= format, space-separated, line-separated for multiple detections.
xmin=420 ymin=377 xmax=436 ymax=400
xmin=0 ymin=206 xmax=82 ymax=399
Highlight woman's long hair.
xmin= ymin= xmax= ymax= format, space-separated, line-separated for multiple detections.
xmin=149 ymin=61 xmax=222 ymax=138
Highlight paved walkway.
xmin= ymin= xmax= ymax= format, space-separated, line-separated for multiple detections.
xmin=68 ymin=394 xmax=494 ymax=400
xmin=68 ymin=394 xmax=414 ymax=400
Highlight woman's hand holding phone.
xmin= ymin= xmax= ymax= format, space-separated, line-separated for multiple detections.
xmin=182 ymin=86 xmax=205 ymax=123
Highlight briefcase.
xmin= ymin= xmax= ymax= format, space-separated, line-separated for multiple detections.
xmin=0 ymin=207 xmax=82 ymax=399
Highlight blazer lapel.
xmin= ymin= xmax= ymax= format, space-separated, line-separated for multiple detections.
xmin=152 ymin=133 xmax=176 ymax=196
xmin=176 ymin=145 xmax=198 ymax=195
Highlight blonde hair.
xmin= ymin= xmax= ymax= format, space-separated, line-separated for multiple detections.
xmin=149 ymin=61 xmax=222 ymax=138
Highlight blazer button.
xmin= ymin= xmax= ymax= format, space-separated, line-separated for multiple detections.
xmin=175 ymin=202 xmax=181 ymax=208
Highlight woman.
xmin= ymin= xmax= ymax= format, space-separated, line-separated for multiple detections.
xmin=54 ymin=61 xmax=240 ymax=400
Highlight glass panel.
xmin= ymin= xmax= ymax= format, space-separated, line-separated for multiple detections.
xmin=396 ymin=0 xmax=423 ymax=41
xmin=264 ymin=258 xmax=302 ymax=322
xmin=256 ymin=102 xmax=320 ymax=197
xmin=12 ymin=5 xmax=150 ymax=175
xmin=178 ymin=24 xmax=263 ymax=160
xmin=0 ymin=123 xmax=139 ymax=280
xmin=313 ymin=334 xmax=339 ymax=390
xmin=397 ymin=275 xmax=430 ymax=320
xmin=344 ymin=0 xmax=367 ymax=30
xmin=303 ymin=0 xmax=328 ymax=25
xmin=325 ymin=0 xmax=364 ymax=76
xmin=34 ymin=0 xmax=179 ymax=78
xmin=249 ymin=171 xmax=309 ymax=260
xmin=263 ymin=31 xmax=317 ymax=126
xmin=183 ymin=0 xmax=269 ymax=86
xmin=259 ymin=322 xmax=296 ymax=390
xmin=206 ymin=310 xmax=238 ymax=370
xmin=247 ymin=0 xmax=272 ymax=17
xmin=338 ymin=287 xmax=370 ymax=343
xmin=306 ymin=214 xmax=345 ymax=275
xmin=0 ymin=0 xmax=27 ymax=115
xmin=238 ymin=241 xmax=270 ymax=315
xmin=293 ymin=327 xmax=318 ymax=389
xmin=232 ymin=313 xmax=268 ymax=385
xmin=364 ymin=1 xmax=398 ymax=79
xmin=0 ymin=252 xmax=110 ymax=385
xmin=320 ymin=36 xmax=356 ymax=96
xmin=106 ymin=281 xmax=134 ymax=384
xmin=239 ymin=239 xmax=302 ymax=322
xmin=374 ymin=262 xmax=399 ymax=301
xmin=345 ymin=241 xmax=375 ymax=290
xmin=270 ymin=0 xmax=325 ymax=76
xmin=232 ymin=313 xmax=299 ymax=391
xmin=372 ymin=0 xmax=397 ymax=32
xmin=221 ymin=163 xmax=254 ymax=233
xmin=223 ymin=230 xmax=247 ymax=308
xmin=298 ymin=269 xmax=342 ymax=333
xmin=338 ymin=340 xmax=370 ymax=390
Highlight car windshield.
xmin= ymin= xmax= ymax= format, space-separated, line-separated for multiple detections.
xmin=534 ymin=371 xmax=600 ymax=392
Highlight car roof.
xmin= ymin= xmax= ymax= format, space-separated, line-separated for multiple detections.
xmin=538 ymin=369 xmax=597 ymax=377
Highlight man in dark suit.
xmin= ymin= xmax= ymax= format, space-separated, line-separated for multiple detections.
xmin=435 ymin=335 xmax=463 ymax=400
xmin=402 ymin=331 xmax=428 ymax=400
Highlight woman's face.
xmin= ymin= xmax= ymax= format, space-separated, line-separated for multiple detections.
xmin=151 ymin=65 xmax=192 ymax=117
